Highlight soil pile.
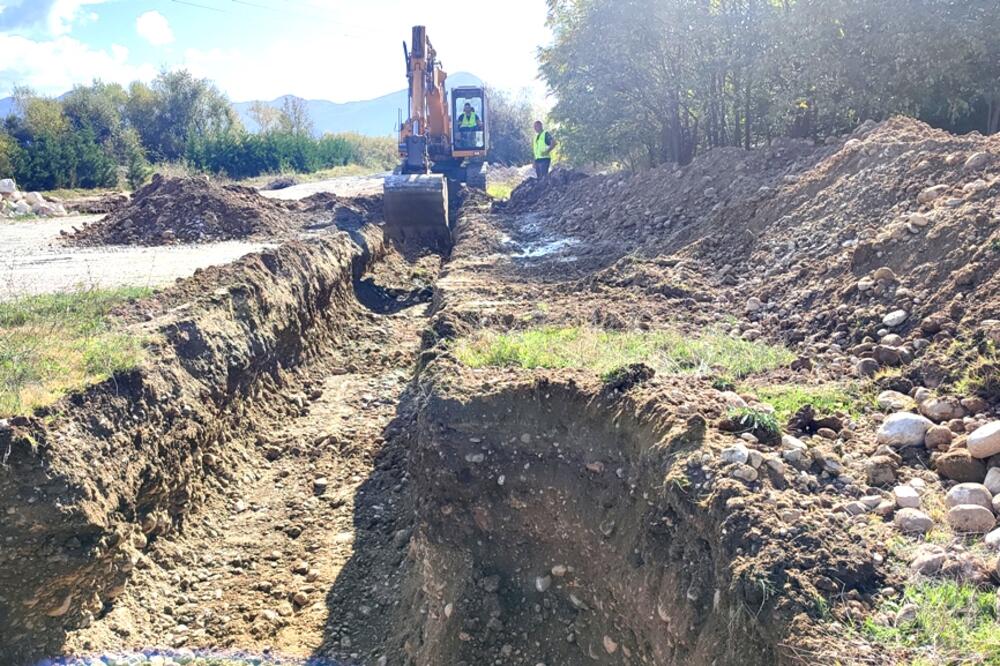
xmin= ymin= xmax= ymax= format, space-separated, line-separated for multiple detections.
xmin=500 ymin=168 xmax=589 ymax=213
xmin=510 ymin=118 xmax=1000 ymax=351
xmin=67 ymin=174 xmax=298 ymax=246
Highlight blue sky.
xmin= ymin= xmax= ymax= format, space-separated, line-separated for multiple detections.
xmin=0 ymin=0 xmax=552 ymax=102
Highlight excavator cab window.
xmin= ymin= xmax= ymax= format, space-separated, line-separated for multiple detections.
xmin=453 ymin=89 xmax=486 ymax=151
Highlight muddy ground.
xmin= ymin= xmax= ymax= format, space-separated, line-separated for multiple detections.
xmin=3 ymin=118 xmax=1000 ymax=666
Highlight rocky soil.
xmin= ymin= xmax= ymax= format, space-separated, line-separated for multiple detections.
xmin=5 ymin=117 xmax=1000 ymax=666
xmin=65 ymin=175 xmax=302 ymax=246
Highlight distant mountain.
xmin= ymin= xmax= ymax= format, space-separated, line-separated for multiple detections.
xmin=233 ymin=72 xmax=483 ymax=137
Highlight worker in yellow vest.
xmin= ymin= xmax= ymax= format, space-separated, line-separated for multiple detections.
xmin=458 ymin=102 xmax=482 ymax=149
xmin=532 ymin=120 xmax=557 ymax=178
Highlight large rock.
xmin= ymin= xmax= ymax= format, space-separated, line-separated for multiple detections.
xmin=0 ymin=178 xmax=15 ymax=194
xmin=893 ymin=485 xmax=921 ymax=509
xmin=968 ymin=422 xmax=1000 ymax=459
xmin=894 ymin=508 xmax=934 ymax=534
xmin=964 ymin=152 xmax=991 ymax=171
xmin=947 ymin=505 xmax=996 ymax=534
xmin=945 ymin=483 xmax=993 ymax=510
xmin=919 ymin=397 xmax=965 ymax=423
xmin=877 ymin=390 xmax=914 ymax=412
xmin=918 ymin=184 xmax=949 ymax=203
xmin=882 ymin=310 xmax=909 ymax=328
xmin=984 ymin=468 xmax=1000 ymax=495
xmin=24 ymin=192 xmax=45 ymax=207
xmin=866 ymin=454 xmax=899 ymax=486
xmin=935 ymin=450 xmax=986 ymax=483
xmin=924 ymin=425 xmax=953 ymax=450
xmin=877 ymin=412 xmax=934 ymax=448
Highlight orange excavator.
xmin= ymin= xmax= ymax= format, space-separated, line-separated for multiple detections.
xmin=383 ymin=26 xmax=489 ymax=254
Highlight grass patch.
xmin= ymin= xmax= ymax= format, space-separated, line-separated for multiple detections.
xmin=41 ymin=186 xmax=121 ymax=200
xmin=861 ymin=580 xmax=1000 ymax=664
xmin=728 ymin=406 xmax=781 ymax=439
xmin=751 ymin=383 xmax=863 ymax=421
xmin=486 ymin=179 xmax=519 ymax=201
xmin=453 ymin=326 xmax=794 ymax=379
xmin=0 ymin=287 xmax=151 ymax=416
xmin=955 ymin=343 xmax=1000 ymax=402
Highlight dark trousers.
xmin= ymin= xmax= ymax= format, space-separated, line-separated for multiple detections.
xmin=534 ymin=158 xmax=551 ymax=179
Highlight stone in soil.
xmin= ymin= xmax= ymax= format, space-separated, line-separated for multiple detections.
xmin=968 ymin=422 xmax=1000 ymax=459
xmin=877 ymin=412 xmax=933 ymax=448
xmin=947 ymin=505 xmax=996 ymax=534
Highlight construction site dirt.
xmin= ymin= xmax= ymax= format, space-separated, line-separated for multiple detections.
xmin=3 ymin=117 xmax=1000 ymax=666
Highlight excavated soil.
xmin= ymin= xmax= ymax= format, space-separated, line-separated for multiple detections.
xmin=66 ymin=175 xmax=302 ymax=246
xmin=5 ymin=118 xmax=1000 ymax=666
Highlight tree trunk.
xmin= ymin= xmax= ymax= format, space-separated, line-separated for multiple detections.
xmin=988 ymin=97 xmax=1000 ymax=135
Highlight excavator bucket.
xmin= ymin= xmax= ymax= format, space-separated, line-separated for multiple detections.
xmin=382 ymin=174 xmax=451 ymax=255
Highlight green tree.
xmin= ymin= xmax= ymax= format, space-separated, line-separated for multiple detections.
xmin=126 ymin=70 xmax=242 ymax=160
xmin=485 ymin=86 xmax=535 ymax=165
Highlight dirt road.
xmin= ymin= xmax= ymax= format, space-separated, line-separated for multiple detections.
xmin=0 ymin=215 xmax=272 ymax=300
xmin=0 ymin=175 xmax=386 ymax=301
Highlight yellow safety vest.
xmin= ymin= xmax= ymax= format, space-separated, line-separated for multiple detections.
xmin=460 ymin=112 xmax=479 ymax=128
xmin=534 ymin=131 xmax=551 ymax=160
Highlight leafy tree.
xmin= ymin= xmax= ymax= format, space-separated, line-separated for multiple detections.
xmin=541 ymin=0 xmax=1000 ymax=167
xmin=278 ymin=97 xmax=314 ymax=137
xmin=127 ymin=70 xmax=242 ymax=161
xmin=248 ymin=101 xmax=284 ymax=133
xmin=485 ymin=86 xmax=535 ymax=165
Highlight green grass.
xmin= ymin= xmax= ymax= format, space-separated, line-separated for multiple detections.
xmin=0 ymin=287 xmax=151 ymax=416
xmin=486 ymin=179 xmax=519 ymax=201
xmin=861 ymin=581 xmax=1000 ymax=664
xmin=955 ymin=343 xmax=1000 ymax=402
xmin=453 ymin=326 xmax=794 ymax=379
xmin=751 ymin=383 xmax=863 ymax=421
xmin=728 ymin=406 xmax=781 ymax=438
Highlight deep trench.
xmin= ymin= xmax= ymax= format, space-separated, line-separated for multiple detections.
xmin=1 ymin=220 xmax=788 ymax=666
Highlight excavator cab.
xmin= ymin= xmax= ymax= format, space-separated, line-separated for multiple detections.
xmin=453 ymin=88 xmax=488 ymax=153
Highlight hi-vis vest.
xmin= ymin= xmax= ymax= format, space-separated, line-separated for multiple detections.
xmin=460 ymin=112 xmax=479 ymax=128
xmin=534 ymin=131 xmax=551 ymax=160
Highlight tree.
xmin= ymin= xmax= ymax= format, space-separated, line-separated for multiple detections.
xmin=278 ymin=97 xmax=314 ymax=137
xmin=248 ymin=101 xmax=284 ymax=133
xmin=540 ymin=0 xmax=1000 ymax=168
xmin=126 ymin=70 xmax=242 ymax=160
xmin=485 ymin=86 xmax=535 ymax=165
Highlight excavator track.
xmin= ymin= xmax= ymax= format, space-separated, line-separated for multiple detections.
xmin=382 ymin=174 xmax=451 ymax=255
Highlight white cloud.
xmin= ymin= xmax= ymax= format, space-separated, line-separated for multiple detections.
xmin=0 ymin=34 xmax=156 ymax=95
xmin=48 ymin=0 xmax=105 ymax=36
xmin=136 ymin=10 xmax=173 ymax=46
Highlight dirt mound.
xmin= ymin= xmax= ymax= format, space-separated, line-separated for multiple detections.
xmin=67 ymin=174 xmax=298 ymax=246
xmin=499 ymin=168 xmax=589 ymax=213
xmin=513 ymin=118 xmax=1000 ymax=362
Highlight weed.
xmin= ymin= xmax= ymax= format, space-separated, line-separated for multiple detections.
xmin=990 ymin=238 xmax=1000 ymax=252
xmin=752 ymin=383 xmax=862 ymax=421
xmin=728 ymin=407 xmax=781 ymax=439
xmin=711 ymin=376 xmax=736 ymax=392
xmin=956 ymin=344 xmax=1000 ymax=402
xmin=861 ymin=580 xmax=1000 ymax=664
xmin=453 ymin=326 xmax=794 ymax=379
xmin=0 ymin=286 xmax=150 ymax=416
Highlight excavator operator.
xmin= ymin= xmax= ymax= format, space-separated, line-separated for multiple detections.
xmin=458 ymin=102 xmax=481 ymax=148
